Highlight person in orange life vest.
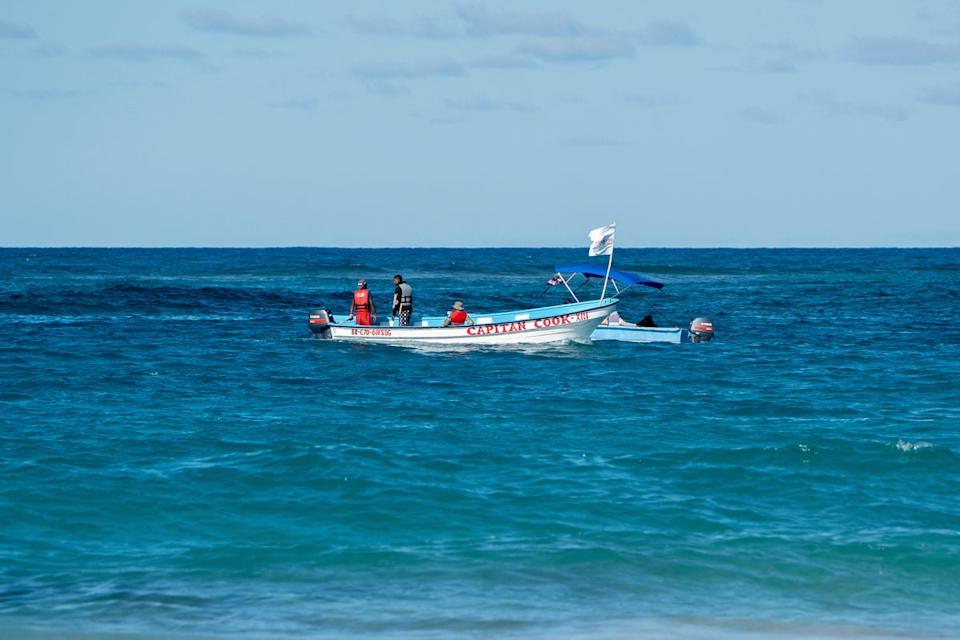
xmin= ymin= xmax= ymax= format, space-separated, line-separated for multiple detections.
xmin=442 ymin=300 xmax=473 ymax=327
xmin=348 ymin=279 xmax=377 ymax=326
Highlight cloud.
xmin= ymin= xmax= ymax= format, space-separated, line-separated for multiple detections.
xmin=0 ymin=19 xmax=35 ymax=39
xmin=342 ymin=6 xmax=696 ymax=71
xmin=754 ymin=40 xmax=823 ymax=73
xmin=915 ymin=7 xmax=960 ymax=36
xmin=516 ymin=35 xmax=635 ymax=63
xmin=754 ymin=60 xmax=794 ymax=73
xmin=343 ymin=15 xmax=459 ymax=39
xmin=364 ymin=81 xmax=410 ymax=97
xmin=182 ymin=9 xmax=311 ymax=37
xmin=455 ymin=3 xmax=599 ymax=37
xmin=351 ymin=59 xmax=466 ymax=95
xmin=443 ymin=97 xmax=531 ymax=113
xmin=919 ymin=85 xmax=960 ymax=107
xmin=561 ymin=135 xmax=625 ymax=147
xmin=33 ymin=44 xmax=66 ymax=58
xmin=91 ymin=44 xmax=205 ymax=62
xmin=348 ymin=5 xmax=701 ymax=51
xmin=345 ymin=4 xmax=604 ymax=39
xmin=268 ymin=96 xmax=318 ymax=111
xmin=352 ymin=58 xmax=466 ymax=80
xmin=456 ymin=5 xmax=698 ymax=59
xmin=740 ymin=106 xmax=779 ymax=124
xmin=485 ymin=10 xmax=698 ymax=64
xmin=3 ymin=88 xmax=79 ymax=100
xmin=343 ymin=7 xmax=699 ymax=77
xmin=624 ymin=93 xmax=681 ymax=108
xmin=840 ymin=36 xmax=960 ymax=65
xmin=469 ymin=54 xmax=538 ymax=70
xmin=635 ymin=20 xmax=700 ymax=46
xmin=107 ymin=79 xmax=171 ymax=90
xmin=800 ymin=91 xmax=910 ymax=121
xmin=228 ymin=47 xmax=288 ymax=59
xmin=431 ymin=114 xmax=468 ymax=125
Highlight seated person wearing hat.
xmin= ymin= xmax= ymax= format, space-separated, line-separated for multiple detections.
xmin=442 ymin=300 xmax=474 ymax=326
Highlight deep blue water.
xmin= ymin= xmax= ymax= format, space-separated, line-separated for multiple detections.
xmin=1 ymin=248 xmax=959 ymax=639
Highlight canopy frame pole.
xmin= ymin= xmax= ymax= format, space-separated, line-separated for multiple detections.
xmin=599 ymin=247 xmax=614 ymax=301
xmin=559 ymin=273 xmax=580 ymax=302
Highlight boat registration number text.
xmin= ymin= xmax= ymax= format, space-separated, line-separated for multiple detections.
xmin=351 ymin=328 xmax=393 ymax=336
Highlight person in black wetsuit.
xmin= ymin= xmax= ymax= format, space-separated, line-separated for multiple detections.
xmin=637 ymin=314 xmax=657 ymax=327
xmin=392 ymin=274 xmax=413 ymax=326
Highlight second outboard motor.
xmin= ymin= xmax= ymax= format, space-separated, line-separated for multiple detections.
xmin=689 ymin=317 xmax=714 ymax=343
xmin=308 ymin=309 xmax=333 ymax=338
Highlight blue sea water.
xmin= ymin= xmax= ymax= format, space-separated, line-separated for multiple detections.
xmin=1 ymin=247 xmax=959 ymax=639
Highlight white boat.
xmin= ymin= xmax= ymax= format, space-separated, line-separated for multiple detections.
xmin=549 ymin=263 xmax=714 ymax=344
xmin=308 ymin=298 xmax=618 ymax=345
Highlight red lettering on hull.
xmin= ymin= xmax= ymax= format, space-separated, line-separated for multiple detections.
xmin=533 ymin=312 xmax=588 ymax=328
xmin=466 ymin=321 xmax=529 ymax=336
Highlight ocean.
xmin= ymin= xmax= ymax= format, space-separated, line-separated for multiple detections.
xmin=1 ymin=247 xmax=958 ymax=639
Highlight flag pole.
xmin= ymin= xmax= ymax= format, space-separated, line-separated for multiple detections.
xmin=599 ymin=247 xmax=614 ymax=301
xmin=599 ymin=222 xmax=615 ymax=301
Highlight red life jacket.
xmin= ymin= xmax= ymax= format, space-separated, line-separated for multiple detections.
xmin=354 ymin=289 xmax=370 ymax=311
xmin=449 ymin=309 xmax=467 ymax=325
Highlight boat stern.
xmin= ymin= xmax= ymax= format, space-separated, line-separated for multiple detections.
xmin=308 ymin=309 xmax=333 ymax=339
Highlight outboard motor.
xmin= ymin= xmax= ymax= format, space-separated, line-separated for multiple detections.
xmin=689 ymin=317 xmax=714 ymax=343
xmin=308 ymin=309 xmax=333 ymax=338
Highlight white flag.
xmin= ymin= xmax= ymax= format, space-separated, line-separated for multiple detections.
xmin=588 ymin=223 xmax=616 ymax=256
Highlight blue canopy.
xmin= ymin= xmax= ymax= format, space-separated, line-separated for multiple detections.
xmin=555 ymin=263 xmax=664 ymax=289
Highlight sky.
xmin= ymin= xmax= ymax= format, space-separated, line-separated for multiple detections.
xmin=1 ymin=0 xmax=959 ymax=247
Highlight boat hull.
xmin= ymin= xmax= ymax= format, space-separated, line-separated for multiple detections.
xmin=590 ymin=325 xmax=685 ymax=344
xmin=319 ymin=300 xmax=618 ymax=345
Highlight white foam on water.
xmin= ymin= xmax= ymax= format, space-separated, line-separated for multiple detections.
xmin=894 ymin=439 xmax=933 ymax=452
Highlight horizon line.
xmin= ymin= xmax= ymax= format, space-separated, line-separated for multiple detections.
xmin=2 ymin=245 xmax=959 ymax=251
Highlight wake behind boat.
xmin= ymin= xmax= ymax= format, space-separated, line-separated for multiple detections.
xmin=308 ymin=298 xmax=618 ymax=345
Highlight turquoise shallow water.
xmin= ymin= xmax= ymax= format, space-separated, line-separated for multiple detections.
xmin=1 ymin=248 xmax=959 ymax=639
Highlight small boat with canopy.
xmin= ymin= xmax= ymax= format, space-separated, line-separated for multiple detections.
xmin=547 ymin=264 xmax=713 ymax=344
